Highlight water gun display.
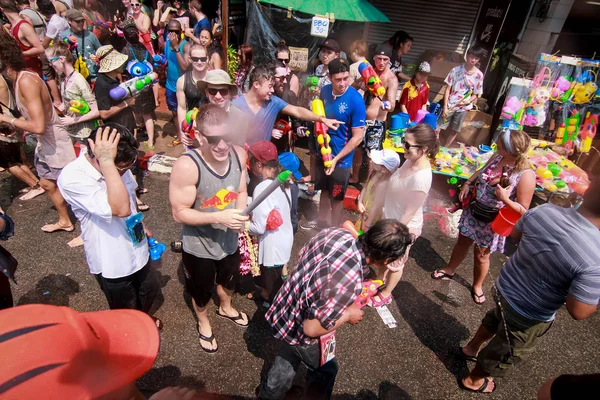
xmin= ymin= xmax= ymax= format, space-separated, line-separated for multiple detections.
xmin=241 ymin=170 xmax=292 ymax=216
xmin=357 ymin=60 xmax=385 ymax=98
xmin=148 ymin=237 xmax=167 ymax=261
xmin=153 ymin=54 xmax=167 ymax=68
xmin=571 ymin=70 xmax=598 ymax=105
xmin=580 ymin=112 xmax=598 ymax=153
xmin=69 ymin=99 xmax=90 ymax=115
xmin=109 ymin=72 xmax=157 ymax=101
xmin=311 ymin=99 xmax=333 ymax=168
xmin=554 ymin=123 xmax=566 ymax=145
xmin=354 ymin=279 xmax=385 ymax=309
xmin=563 ymin=112 xmax=581 ymax=152
xmin=550 ymin=76 xmax=572 ymax=100
xmin=305 ymin=75 xmax=319 ymax=92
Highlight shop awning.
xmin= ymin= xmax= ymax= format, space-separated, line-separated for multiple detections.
xmin=257 ymin=0 xmax=391 ymax=22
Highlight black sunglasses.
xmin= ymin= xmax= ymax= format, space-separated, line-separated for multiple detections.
xmin=207 ymin=88 xmax=230 ymax=96
xmin=191 ymin=56 xmax=208 ymax=62
xmin=277 ymin=58 xmax=289 ymax=64
xmin=403 ymin=141 xmax=423 ymax=150
xmin=168 ymin=29 xmax=181 ymax=33
xmin=196 ymin=129 xmax=233 ymax=145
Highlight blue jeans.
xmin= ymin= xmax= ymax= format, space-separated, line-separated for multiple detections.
xmin=259 ymin=341 xmax=338 ymax=400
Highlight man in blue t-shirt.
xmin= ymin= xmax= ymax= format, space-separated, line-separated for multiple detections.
xmin=231 ymin=65 xmax=342 ymax=146
xmin=457 ymin=178 xmax=600 ymax=394
xmin=301 ymin=58 xmax=365 ymax=229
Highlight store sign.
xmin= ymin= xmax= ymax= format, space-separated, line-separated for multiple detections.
xmin=310 ymin=16 xmax=329 ymax=38
xmin=289 ymin=47 xmax=309 ymax=72
xmin=470 ymin=0 xmax=512 ymax=75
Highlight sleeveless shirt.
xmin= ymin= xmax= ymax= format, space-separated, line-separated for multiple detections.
xmin=183 ymin=71 xmax=205 ymax=110
xmin=181 ymin=148 xmax=242 ymax=260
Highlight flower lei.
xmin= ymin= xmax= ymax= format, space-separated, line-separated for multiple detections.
xmin=238 ymin=226 xmax=260 ymax=276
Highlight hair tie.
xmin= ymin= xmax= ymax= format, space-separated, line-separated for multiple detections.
xmin=502 ymin=129 xmax=515 ymax=155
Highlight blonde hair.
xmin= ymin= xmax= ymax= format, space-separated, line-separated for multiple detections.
xmin=349 ymin=40 xmax=368 ymax=58
xmin=47 ymin=41 xmax=74 ymax=64
xmin=506 ymin=130 xmax=531 ymax=172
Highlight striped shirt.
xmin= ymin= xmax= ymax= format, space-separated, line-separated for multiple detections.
xmin=497 ymin=204 xmax=600 ymax=322
xmin=265 ymin=229 xmax=368 ymax=345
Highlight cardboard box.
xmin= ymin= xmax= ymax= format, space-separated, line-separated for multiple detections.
xmin=441 ymin=110 xmax=493 ymax=147
xmin=429 ymin=59 xmax=461 ymax=81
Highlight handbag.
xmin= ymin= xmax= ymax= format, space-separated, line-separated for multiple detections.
xmin=469 ymin=199 xmax=499 ymax=223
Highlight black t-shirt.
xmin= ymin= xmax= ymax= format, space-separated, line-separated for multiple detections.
xmin=94 ymin=73 xmax=136 ymax=133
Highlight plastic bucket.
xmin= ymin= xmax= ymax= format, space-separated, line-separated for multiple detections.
xmin=423 ymin=113 xmax=437 ymax=130
xmin=415 ymin=109 xmax=428 ymax=123
xmin=390 ymin=113 xmax=410 ymax=131
xmin=491 ymin=207 xmax=521 ymax=236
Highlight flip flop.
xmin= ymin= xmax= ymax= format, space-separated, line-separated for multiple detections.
xmin=170 ymin=240 xmax=182 ymax=253
xmin=471 ymin=289 xmax=486 ymax=305
xmin=457 ymin=377 xmax=497 ymax=394
xmin=216 ymin=309 xmax=249 ymax=327
xmin=137 ymin=202 xmax=150 ymax=212
xmin=197 ymin=329 xmax=218 ymax=353
xmin=459 ymin=346 xmax=478 ymax=362
xmin=41 ymin=223 xmax=75 ymax=233
xmin=167 ymin=139 xmax=181 ymax=147
xmin=431 ymin=269 xmax=455 ymax=280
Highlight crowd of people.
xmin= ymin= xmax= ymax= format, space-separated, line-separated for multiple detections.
xmin=0 ymin=1 xmax=597 ymax=398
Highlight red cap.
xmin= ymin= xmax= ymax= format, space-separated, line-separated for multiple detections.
xmin=248 ymin=140 xmax=278 ymax=164
xmin=0 ymin=304 xmax=159 ymax=400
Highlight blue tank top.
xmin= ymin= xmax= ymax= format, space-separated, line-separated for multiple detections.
xmin=165 ymin=39 xmax=187 ymax=91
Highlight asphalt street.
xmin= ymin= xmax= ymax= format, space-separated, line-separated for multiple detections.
xmin=1 ymin=161 xmax=599 ymax=400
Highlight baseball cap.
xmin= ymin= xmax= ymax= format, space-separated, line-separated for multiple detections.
xmin=65 ymin=8 xmax=85 ymax=21
xmin=278 ymin=152 xmax=302 ymax=180
xmin=0 ymin=304 xmax=159 ymax=400
xmin=319 ymin=39 xmax=340 ymax=53
xmin=369 ymin=149 xmax=400 ymax=172
xmin=374 ymin=44 xmax=392 ymax=59
xmin=248 ymin=140 xmax=278 ymax=164
xmin=328 ymin=58 xmax=349 ymax=76
xmin=417 ymin=61 xmax=431 ymax=74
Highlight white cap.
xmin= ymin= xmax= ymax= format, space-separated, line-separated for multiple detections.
xmin=369 ymin=149 xmax=400 ymax=172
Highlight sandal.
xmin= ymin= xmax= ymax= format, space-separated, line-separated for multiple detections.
xmin=137 ymin=202 xmax=150 ymax=212
xmin=459 ymin=346 xmax=477 ymax=362
xmin=368 ymin=293 xmax=393 ymax=308
xmin=215 ymin=308 xmax=249 ymax=327
xmin=471 ymin=289 xmax=486 ymax=305
xmin=197 ymin=329 xmax=218 ymax=353
xmin=151 ymin=316 xmax=164 ymax=331
xmin=458 ymin=377 xmax=496 ymax=394
xmin=170 ymin=240 xmax=182 ymax=253
xmin=167 ymin=139 xmax=181 ymax=147
xmin=431 ymin=269 xmax=455 ymax=280
xmin=136 ymin=188 xmax=149 ymax=195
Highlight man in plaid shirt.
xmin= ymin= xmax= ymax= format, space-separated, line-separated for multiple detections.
xmin=259 ymin=219 xmax=413 ymax=399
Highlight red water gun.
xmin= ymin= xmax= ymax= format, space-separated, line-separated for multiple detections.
xmin=311 ymin=99 xmax=333 ymax=168
xmin=274 ymin=119 xmax=291 ymax=136
xmin=358 ymin=60 xmax=386 ymax=98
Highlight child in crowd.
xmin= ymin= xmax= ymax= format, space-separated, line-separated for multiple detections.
xmin=349 ymin=39 xmax=368 ymax=96
xmin=247 ymin=141 xmax=293 ymax=303
xmin=356 ymin=149 xmax=400 ymax=232
xmin=399 ymin=61 xmax=431 ymax=121
xmin=439 ymin=46 xmax=485 ymax=147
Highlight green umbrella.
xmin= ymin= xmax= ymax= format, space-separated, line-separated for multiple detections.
xmin=258 ymin=0 xmax=390 ymax=22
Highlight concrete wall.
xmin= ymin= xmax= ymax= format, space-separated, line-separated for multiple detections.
xmin=515 ymin=0 xmax=575 ymax=62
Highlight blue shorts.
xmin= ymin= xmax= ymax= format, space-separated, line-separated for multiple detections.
xmin=165 ymin=88 xmax=177 ymax=112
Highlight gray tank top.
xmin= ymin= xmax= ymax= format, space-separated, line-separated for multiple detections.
xmin=181 ymin=148 xmax=242 ymax=260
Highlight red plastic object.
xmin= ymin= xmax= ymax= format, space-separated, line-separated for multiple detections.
xmin=266 ymin=209 xmax=283 ymax=231
xmin=492 ymin=207 xmax=521 ymax=237
xmin=73 ymin=142 xmax=81 ymax=157
xmin=138 ymin=151 xmax=154 ymax=170
xmin=343 ymin=187 xmax=360 ymax=212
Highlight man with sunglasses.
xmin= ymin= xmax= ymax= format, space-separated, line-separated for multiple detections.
xmin=231 ymin=65 xmax=343 ymax=146
xmin=60 ymin=9 xmax=102 ymax=82
xmin=58 ymin=124 xmax=162 ymax=328
xmin=170 ymin=104 xmax=249 ymax=353
xmin=165 ymin=19 xmax=191 ymax=142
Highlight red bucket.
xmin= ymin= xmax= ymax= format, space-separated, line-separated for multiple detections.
xmin=492 ymin=207 xmax=521 ymax=237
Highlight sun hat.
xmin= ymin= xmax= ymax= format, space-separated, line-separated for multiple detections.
xmin=248 ymin=140 xmax=278 ymax=164
xmin=197 ymin=69 xmax=238 ymax=95
xmin=278 ymin=151 xmax=302 ymax=180
xmin=369 ymin=149 xmax=401 ymax=172
xmin=96 ymin=45 xmax=129 ymax=74
xmin=417 ymin=61 xmax=431 ymax=74
xmin=0 ymin=304 xmax=159 ymax=400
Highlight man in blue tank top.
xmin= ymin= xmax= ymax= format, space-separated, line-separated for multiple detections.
xmin=164 ymin=20 xmax=190 ymax=141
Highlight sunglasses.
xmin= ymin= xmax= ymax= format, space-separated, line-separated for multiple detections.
xmin=191 ymin=56 xmax=208 ymax=63
xmin=403 ymin=142 xmax=423 ymax=150
xmin=196 ymin=130 xmax=233 ymax=145
xmin=168 ymin=29 xmax=181 ymax=33
xmin=277 ymin=58 xmax=289 ymax=64
xmin=116 ymin=157 xmax=138 ymax=172
xmin=207 ymin=88 xmax=229 ymax=96
xmin=48 ymin=56 xmax=62 ymax=62
xmin=130 ymin=3 xmax=141 ymax=7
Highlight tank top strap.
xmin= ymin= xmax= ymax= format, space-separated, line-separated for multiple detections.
xmin=182 ymin=150 xmax=202 ymax=188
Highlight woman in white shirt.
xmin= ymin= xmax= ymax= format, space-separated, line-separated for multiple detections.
xmin=369 ymin=123 xmax=438 ymax=307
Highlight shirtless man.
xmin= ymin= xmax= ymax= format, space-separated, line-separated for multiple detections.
xmin=351 ymin=44 xmax=398 ymax=183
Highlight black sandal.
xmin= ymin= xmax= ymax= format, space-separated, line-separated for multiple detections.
xmin=459 ymin=346 xmax=477 ymax=362
xmin=198 ymin=330 xmax=218 ymax=353
xmin=471 ymin=289 xmax=486 ymax=305
xmin=458 ymin=377 xmax=497 ymax=393
xmin=431 ymin=269 xmax=455 ymax=280
xmin=170 ymin=240 xmax=182 ymax=253
xmin=216 ymin=309 xmax=249 ymax=327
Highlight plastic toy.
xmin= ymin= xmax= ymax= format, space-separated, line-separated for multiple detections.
xmin=148 ymin=237 xmax=167 ymax=260
xmin=547 ymin=163 xmax=561 ymax=176
xmin=181 ymin=107 xmax=199 ymax=146
xmin=274 ymin=119 xmax=292 ymax=138
xmin=311 ymin=99 xmax=333 ymax=168
xmin=354 ymin=280 xmax=385 ymax=309
xmin=126 ymin=59 xmax=153 ymax=77
xmin=571 ymin=70 xmax=597 ymax=105
xmin=305 ymin=76 xmax=319 ymax=91
xmin=536 ymin=167 xmax=553 ymax=180
xmin=342 ymin=220 xmax=363 ymax=238
xmin=563 ymin=112 xmax=581 ymax=152
xmin=152 ymin=54 xmax=166 ymax=67
xmin=580 ymin=112 xmax=598 ymax=153
xmin=242 ymin=170 xmax=292 ymax=216
xmin=63 ymin=34 xmax=78 ymax=51
xmin=357 ymin=60 xmax=386 ymax=98
xmin=69 ymin=99 xmax=90 ymax=115
xmin=523 ymin=87 xmax=549 ymax=127
xmin=109 ymin=72 xmax=157 ymax=101
xmin=501 ymin=96 xmax=524 ymax=121
xmin=549 ymin=76 xmax=572 ymax=100
xmin=554 ymin=123 xmax=566 ymax=145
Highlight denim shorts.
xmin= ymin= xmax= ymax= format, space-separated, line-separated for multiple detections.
xmin=165 ymin=88 xmax=178 ymax=112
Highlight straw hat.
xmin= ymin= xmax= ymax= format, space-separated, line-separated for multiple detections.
xmin=197 ymin=69 xmax=238 ymax=96
xmin=96 ymin=45 xmax=129 ymax=74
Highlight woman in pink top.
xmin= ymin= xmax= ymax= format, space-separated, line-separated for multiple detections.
xmin=0 ymin=31 xmax=76 ymax=233
xmin=368 ymin=124 xmax=438 ymax=307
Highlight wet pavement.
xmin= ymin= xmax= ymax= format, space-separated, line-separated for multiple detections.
xmin=1 ymin=148 xmax=599 ymax=400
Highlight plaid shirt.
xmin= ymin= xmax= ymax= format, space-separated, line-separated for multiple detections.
xmin=265 ymin=228 xmax=368 ymax=345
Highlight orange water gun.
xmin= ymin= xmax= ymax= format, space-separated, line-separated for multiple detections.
xmin=311 ymin=99 xmax=333 ymax=168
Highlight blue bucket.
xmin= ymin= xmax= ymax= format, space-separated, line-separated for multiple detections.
xmin=423 ymin=113 xmax=437 ymax=130
xmin=390 ymin=113 xmax=410 ymax=131
xmin=429 ymin=102 xmax=441 ymax=115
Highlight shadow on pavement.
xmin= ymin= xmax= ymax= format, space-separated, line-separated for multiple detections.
xmin=17 ymin=273 xmax=80 ymax=307
xmin=243 ymin=305 xmax=280 ymax=383
xmin=137 ymin=364 xmax=207 ymax=396
xmin=394 ymin=281 xmax=469 ymax=379
xmin=333 ymin=380 xmax=413 ymax=400
xmin=148 ymin=262 xmax=171 ymax=315
xmin=410 ymin=237 xmax=446 ymax=273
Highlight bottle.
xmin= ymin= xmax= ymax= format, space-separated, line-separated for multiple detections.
xmin=148 ymin=237 xmax=167 ymax=261
xmin=499 ymin=166 xmax=511 ymax=188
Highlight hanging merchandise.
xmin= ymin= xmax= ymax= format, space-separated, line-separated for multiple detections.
xmin=500 ymin=77 xmax=530 ymax=130
xmin=522 ymin=67 xmax=552 ymax=127
xmin=571 ymin=69 xmax=598 ymax=105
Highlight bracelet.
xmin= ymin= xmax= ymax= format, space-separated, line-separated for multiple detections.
xmin=122 ymin=101 xmax=128 ymax=108
xmin=9 ymin=118 xmax=16 ymax=127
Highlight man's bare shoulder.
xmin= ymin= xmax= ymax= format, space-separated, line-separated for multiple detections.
xmin=381 ymin=69 xmax=398 ymax=88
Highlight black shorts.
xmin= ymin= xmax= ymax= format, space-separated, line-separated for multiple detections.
xmin=182 ymin=250 xmax=240 ymax=308
xmin=315 ymin=162 xmax=351 ymax=201
xmin=0 ymin=141 xmax=22 ymax=168
xmin=254 ymin=265 xmax=284 ymax=303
